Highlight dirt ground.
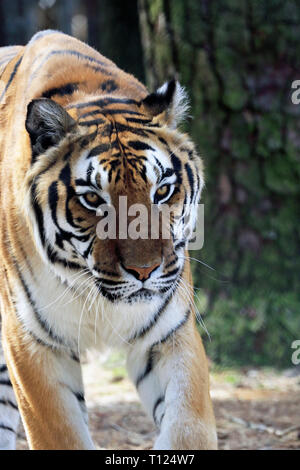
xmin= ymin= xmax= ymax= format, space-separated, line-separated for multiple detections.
xmin=16 ymin=352 xmax=300 ymax=450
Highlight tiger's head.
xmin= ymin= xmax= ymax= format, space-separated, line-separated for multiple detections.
xmin=25 ymin=80 xmax=203 ymax=304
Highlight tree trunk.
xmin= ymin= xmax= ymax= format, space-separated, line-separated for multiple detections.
xmin=86 ymin=0 xmax=145 ymax=82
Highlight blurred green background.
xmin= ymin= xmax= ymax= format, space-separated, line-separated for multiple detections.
xmin=1 ymin=0 xmax=299 ymax=367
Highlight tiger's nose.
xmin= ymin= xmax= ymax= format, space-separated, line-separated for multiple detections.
xmin=123 ymin=263 xmax=160 ymax=281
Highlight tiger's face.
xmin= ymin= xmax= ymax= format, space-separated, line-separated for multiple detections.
xmin=25 ymin=81 xmax=203 ymax=304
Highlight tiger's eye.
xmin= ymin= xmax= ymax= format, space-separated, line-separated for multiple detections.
xmin=82 ymin=192 xmax=102 ymax=207
xmin=156 ymin=185 xmax=169 ymax=197
xmin=154 ymin=184 xmax=172 ymax=204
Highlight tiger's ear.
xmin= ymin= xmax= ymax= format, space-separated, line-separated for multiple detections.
xmin=140 ymin=79 xmax=189 ymax=129
xmin=26 ymin=98 xmax=75 ymax=160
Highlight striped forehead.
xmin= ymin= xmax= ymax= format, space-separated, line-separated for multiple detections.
xmin=68 ymin=98 xmax=182 ymax=187
xmin=73 ymin=144 xmax=174 ymax=190
xmin=74 ymin=149 xmax=110 ymax=191
xmin=69 ymin=96 xmax=147 ymax=125
xmin=144 ymin=146 xmax=176 ymax=185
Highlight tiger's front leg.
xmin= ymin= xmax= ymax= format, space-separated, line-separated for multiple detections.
xmin=127 ymin=315 xmax=217 ymax=450
xmin=2 ymin=310 xmax=94 ymax=450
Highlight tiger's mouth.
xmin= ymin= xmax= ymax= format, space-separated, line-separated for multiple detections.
xmin=94 ymin=280 xmax=175 ymax=303
xmin=125 ymin=288 xmax=155 ymax=302
xmin=92 ymin=256 xmax=184 ymax=303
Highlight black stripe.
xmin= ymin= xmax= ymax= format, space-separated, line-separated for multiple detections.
xmin=73 ymin=391 xmax=85 ymax=403
xmin=158 ymin=308 xmax=191 ymax=346
xmin=0 ymin=365 xmax=8 ymax=373
xmin=31 ymin=182 xmax=46 ymax=247
xmin=158 ymin=136 xmax=169 ymax=147
xmin=195 ymin=174 xmax=200 ymax=200
xmin=160 ymin=266 xmax=180 ymax=279
xmin=154 ymin=156 xmax=164 ymax=177
xmin=79 ymin=109 xmax=104 ymax=120
xmin=46 ymin=246 xmax=83 ymax=271
xmin=136 ymin=350 xmax=157 ymax=388
xmin=71 ymin=352 xmax=80 ymax=363
xmin=165 ymin=256 xmax=178 ymax=269
xmin=0 ymin=424 xmax=15 ymax=433
xmin=71 ymin=97 xmax=139 ymax=109
xmin=75 ymin=179 xmax=90 ymax=187
xmin=79 ymin=128 xmax=98 ymax=148
xmin=30 ymin=49 xmax=113 ymax=85
xmin=125 ymin=117 xmax=152 ymax=124
xmin=49 ymin=49 xmax=109 ymax=68
xmin=59 ymin=163 xmax=71 ymax=187
xmin=171 ymin=154 xmax=182 ymax=184
xmin=5 ymin=277 xmax=59 ymax=351
xmin=13 ymin=259 xmax=69 ymax=348
xmin=0 ymin=399 xmax=18 ymax=411
xmin=115 ymin=122 xmax=154 ymax=137
xmin=102 ymin=109 xmax=143 ymax=116
xmin=128 ymin=293 xmax=173 ymax=342
xmin=101 ymin=79 xmax=118 ymax=92
xmin=152 ymin=395 xmax=164 ymax=424
xmin=185 ymin=162 xmax=195 ymax=203
xmin=0 ymin=379 xmax=12 ymax=387
xmin=65 ymin=186 xmax=83 ymax=231
xmin=99 ymin=286 xmax=126 ymax=293
xmin=83 ymin=108 xmax=143 ymax=118
xmin=154 ymin=278 xmax=176 ymax=287
xmin=0 ymin=55 xmax=22 ymax=103
xmin=7 ymin=279 xmax=56 ymax=350
xmin=159 ymin=412 xmax=165 ymax=425
xmin=175 ymin=240 xmax=186 ymax=250
xmin=127 ymin=141 xmax=154 ymax=152
xmin=42 ymin=82 xmax=79 ymax=99
xmin=115 ymin=169 xmax=121 ymax=183
xmin=83 ymin=236 xmax=95 ymax=259
xmin=96 ymin=278 xmax=126 ymax=287
xmin=87 ymin=144 xmax=110 ymax=158
xmin=93 ymin=268 xmax=119 ymax=277
xmin=48 ymin=182 xmax=90 ymax=244
xmin=86 ymin=162 xmax=94 ymax=186
xmin=63 ymin=148 xmax=74 ymax=161
xmin=163 ymin=168 xmax=175 ymax=178
xmin=25 ymin=328 xmax=54 ymax=350
xmin=79 ymin=119 xmax=106 ymax=127
xmin=48 ymin=181 xmax=59 ymax=226
xmin=95 ymin=283 xmax=123 ymax=302
xmin=136 ymin=308 xmax=191 ymax=388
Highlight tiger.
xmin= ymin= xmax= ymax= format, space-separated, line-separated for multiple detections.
xmin=0 ymin=30 xmax=217 ymax=450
